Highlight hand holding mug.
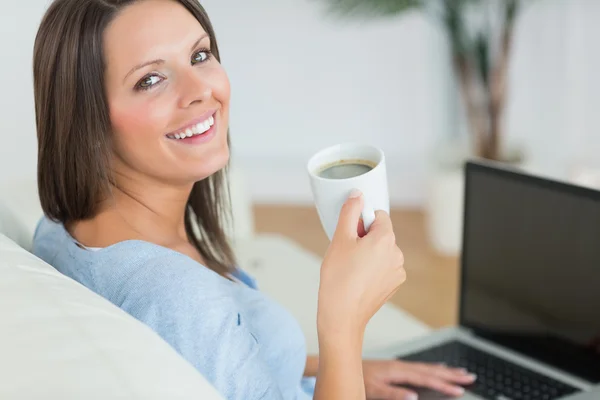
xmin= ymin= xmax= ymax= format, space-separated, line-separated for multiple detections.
xmin=317 ymin=190 xmax=406 ymax=336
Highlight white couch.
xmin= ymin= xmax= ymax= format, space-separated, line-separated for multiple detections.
xmin=0 ymin=168 xmax=429 ymax=399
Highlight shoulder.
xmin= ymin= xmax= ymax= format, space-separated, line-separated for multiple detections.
xmin=121 ymin=249 xmax=234 ymax=313
xmin=32 ymin=216 xmax=68 ymax=265
xmin=32 ymin=218 xmax=247 ymax=339
xmin=32 ymin=218 xmax=232 ymax=310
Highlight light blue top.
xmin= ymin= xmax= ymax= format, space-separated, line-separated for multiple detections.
xmin=32 ymin=217 xmax=315 ymax=400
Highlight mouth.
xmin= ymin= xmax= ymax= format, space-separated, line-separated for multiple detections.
xmin=166 ymin=111 xmax=216 ymax=141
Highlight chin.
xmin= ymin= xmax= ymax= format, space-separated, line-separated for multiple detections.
xmin=189 ymin=144 xmax=230 ymax=183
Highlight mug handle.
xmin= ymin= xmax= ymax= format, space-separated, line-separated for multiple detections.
xmin=361 ymin=207 xmax=376 ymax=233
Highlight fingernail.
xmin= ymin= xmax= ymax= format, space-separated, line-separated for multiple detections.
xmin=405 ymin=394 xmax=418 ymax=400
xmin=348 ymin=189 xmax=362 ymax=199
xmin=458 ymin=368 xmax=477 ymax=379
xmin=454 ymin=387 xmax=465 ymax=396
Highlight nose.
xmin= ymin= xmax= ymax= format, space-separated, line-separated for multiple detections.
xmin=177 ymin=69 xmax=212 ymax=109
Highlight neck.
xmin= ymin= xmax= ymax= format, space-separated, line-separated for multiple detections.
xmin=105 ymin=169 xmax=194 ymax=243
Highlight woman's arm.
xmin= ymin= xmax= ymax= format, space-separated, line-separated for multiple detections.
xmin=314 ymin=330 xmax=365 ymax=400
xmin=312 ymin=193 xmax=406 ymax=400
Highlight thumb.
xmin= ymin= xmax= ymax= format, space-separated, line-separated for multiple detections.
xmin=333 ymin=189 xmax=364 ymax=240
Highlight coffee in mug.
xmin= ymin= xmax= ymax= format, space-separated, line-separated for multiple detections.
xmin=317 ymin=159 xmax=377 ymax=180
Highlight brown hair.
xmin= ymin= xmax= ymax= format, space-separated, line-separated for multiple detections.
xmin=33 ymin=0 xmax=236 ymax=276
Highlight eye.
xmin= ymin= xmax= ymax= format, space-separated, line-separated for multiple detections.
xmin=192 ymin=49 xmax=212 ymax=65
xmin=136 ymin=74 xmax=163 ymax=91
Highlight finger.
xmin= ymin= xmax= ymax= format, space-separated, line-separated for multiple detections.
xmin=403 ymin=370 xmax=465 ymax=397
xmin=367 ymin=210 xmax=394 ymax=237
xmin=375 ymin=384 xmax=418 ymax=400
xmin=416 ymin=363 xmax=477 ymax=385
xmin=333 ymin=189 xmax=365 ymax=240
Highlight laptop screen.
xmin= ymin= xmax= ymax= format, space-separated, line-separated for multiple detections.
xmin=461 ymin=162 xmax=600 ymax=383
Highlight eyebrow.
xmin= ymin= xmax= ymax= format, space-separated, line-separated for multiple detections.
xmin=123 ymin=34 xmax=210 ymax=83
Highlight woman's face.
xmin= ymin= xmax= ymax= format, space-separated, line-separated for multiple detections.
xmin=104 ymin=0 xmax=230 ymax=187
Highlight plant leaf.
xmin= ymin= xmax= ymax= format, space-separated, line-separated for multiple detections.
xmin=474 ymin=33 xmax=489 ymax=88
xmin=442 ymin=0 xmax=471 ymax=57
xmin=319 ymin=0 xmax=424 ymax=18
xmin=506 ymin=0 xmax=519 ymax=25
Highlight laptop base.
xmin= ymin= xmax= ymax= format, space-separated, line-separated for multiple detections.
xmin=368 ymin=327 xmax=597 ymax=400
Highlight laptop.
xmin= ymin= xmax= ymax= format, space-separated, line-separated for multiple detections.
xmin=383 ymin=160 xmax=600 ymax=400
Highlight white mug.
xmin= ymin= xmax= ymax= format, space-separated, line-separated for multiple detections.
xmin=307 ymin=143 xmax=390 ymax=240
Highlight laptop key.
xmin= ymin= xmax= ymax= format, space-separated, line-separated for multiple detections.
xmin=399 ymin=341 xmax=581 ymax=400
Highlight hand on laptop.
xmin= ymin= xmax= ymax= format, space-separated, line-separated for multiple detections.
xmin=362 ymin=359 xmax=476 ymax=399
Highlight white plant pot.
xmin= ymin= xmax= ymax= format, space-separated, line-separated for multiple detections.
xmin=569 ymin=163 xmax=600 ymax=190
xmin=425 ymin=165 xmax=465 ymax=256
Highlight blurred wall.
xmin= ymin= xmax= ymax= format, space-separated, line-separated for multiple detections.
xmin=0 ymin=0 xmax=598 ymax=206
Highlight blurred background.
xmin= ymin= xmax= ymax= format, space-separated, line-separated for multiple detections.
xmin=1 ymin=0 xmax=599 ymax=328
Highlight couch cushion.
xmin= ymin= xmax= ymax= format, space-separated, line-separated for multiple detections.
xmin=0 ymin=201 xmax=33 ymax=252
xmin=0 ymin=178 xmax=43 ymax=251
xmin=0 ymin=234 xmax=223 ymax=400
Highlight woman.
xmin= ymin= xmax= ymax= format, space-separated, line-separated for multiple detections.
xmin=31 ymin=0 xmax=476 ymax=399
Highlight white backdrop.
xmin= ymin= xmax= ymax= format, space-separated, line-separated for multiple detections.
xmin=0 ymin=0 xmax=598 ymax=205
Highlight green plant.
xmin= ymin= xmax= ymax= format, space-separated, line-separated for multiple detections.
xmin=318 ymin=0 xmax=526 ymax=161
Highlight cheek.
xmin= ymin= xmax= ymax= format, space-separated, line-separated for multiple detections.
xmin=110 ymin=97 xmax=172 ymax=147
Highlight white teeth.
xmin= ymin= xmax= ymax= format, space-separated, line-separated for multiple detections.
xmin=168 ymin=114 xmax=215 ymax=140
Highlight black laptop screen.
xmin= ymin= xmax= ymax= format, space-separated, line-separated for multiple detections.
xmin=461 ymin=162 xmax=600 ymax=383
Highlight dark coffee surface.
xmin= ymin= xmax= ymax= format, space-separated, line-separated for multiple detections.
xmin=317 ymin=160 xmax=374 ymax=180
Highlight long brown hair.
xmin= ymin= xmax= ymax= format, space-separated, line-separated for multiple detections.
xmin=33 ymin=0 xmax=236 ymax=276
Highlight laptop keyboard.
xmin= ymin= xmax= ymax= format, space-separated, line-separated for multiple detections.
xmin=399 ymin=341 xmax=580 ymax=400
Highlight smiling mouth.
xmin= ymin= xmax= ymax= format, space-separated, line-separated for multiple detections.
xmin=166 ymin=114 xmax=215 ymax=140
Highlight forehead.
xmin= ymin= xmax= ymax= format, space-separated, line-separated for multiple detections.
xmin=104 ymin=0 xmax=208 ymax=74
